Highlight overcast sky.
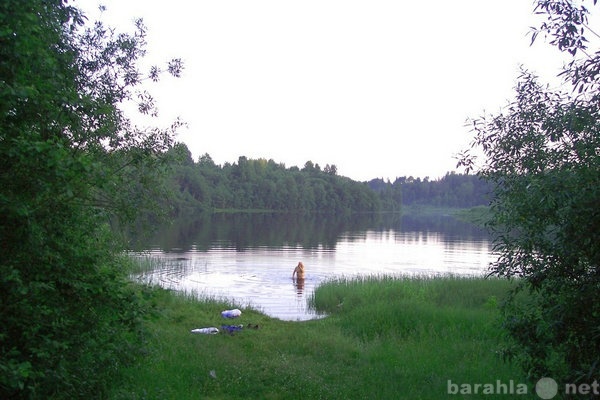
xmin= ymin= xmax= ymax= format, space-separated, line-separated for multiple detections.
xmin=79 ymin=0 xmax=572 ymax=182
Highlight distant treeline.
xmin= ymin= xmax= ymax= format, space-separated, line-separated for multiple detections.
xmin=163 ymin=143 xmax=491 ymax=214
xmin=368 ymin=173 xmax=492 ymax=210
xmin=165 ymin=143 xmax=379 ymax=214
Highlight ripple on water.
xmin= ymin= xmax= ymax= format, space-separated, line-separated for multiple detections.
xmin=131 ymin=234 xmax=494 ymax=321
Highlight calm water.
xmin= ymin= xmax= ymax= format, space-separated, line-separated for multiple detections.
xmin=129 ymin=212 xmax=495 ymax=321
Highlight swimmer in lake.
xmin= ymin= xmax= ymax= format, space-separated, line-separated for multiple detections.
xmin=292 ymin=261 xmax=305 ymax=280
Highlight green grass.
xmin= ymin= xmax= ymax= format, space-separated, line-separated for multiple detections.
xmin=453 ymin=205 xmax=492 ymax=226
xmin=109 ymin=276 xmax=533 ymax=399
xmin=400 ymin=204 xmax=464 ymax=216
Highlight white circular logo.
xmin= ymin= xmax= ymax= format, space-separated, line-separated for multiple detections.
xmin=536 ymin=377 xmax=558 ymax=399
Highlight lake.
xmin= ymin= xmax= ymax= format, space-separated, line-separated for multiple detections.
xmin=129 ymin=212 xmax=495 ymax=321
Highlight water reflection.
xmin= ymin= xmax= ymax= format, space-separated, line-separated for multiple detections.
xmin=128 ymin=212 xmax=489 ymax=252
xmin=129 ymin=212 xmax=494 ymax=321
xmin=293 ymin=277 xmax=305 ymax=296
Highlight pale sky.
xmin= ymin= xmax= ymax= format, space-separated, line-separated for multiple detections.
xmin=79 ymin=0 xmax=572 ymax=182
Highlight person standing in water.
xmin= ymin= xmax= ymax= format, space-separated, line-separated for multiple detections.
xmin=292 ymin=262 xmax=305 ymax=295
xmin=292 ymin=261 xmax=305 ymax=280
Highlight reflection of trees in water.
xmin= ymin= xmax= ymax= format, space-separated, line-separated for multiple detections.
xmin=128 ymin=211 xmax=489 ymax=253
xmin=391 ymin=214 xmax=489 ymax=240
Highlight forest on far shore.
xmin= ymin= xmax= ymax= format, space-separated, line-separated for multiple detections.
xmin=164 ymin=142 xmax=491 ymax=215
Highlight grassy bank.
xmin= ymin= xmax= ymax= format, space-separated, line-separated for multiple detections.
xmin=452 ymin=205 xmax=492 ymax=226
xmin=110 ymin=276 xmax=530 ymax=399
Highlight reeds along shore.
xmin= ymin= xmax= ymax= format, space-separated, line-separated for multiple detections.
xmin=109 ymin=275 xmax=527 ymax=399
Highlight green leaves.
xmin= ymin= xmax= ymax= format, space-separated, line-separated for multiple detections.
xmin=460 ymin=1 xmax=600 ymax=386
xmin=1 ymin=1 xmax=181 ymax=398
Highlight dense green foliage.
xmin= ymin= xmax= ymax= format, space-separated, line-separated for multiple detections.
xmin=160 ymin=143 xmax=491 ymax=214
xmin=165 ymin=144 xmax=381 ymax=213
xmin=109 ymin=276 xmax=525 ymax=399
xmin=459 ymin=0 xmax=600 ymax=388
xmin=0 ymin=2 xmax=179 ymax=398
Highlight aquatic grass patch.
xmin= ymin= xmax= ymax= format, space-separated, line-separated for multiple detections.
xmin=125 ymin=253 xmax=195 ymax=275
xmin=310 ymin=274 xmax=513 ymax=311
xmin=306 ymin=275 xmax=525 ymax=398
xmin=309 ymin=274 xmax=515 ymax=340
